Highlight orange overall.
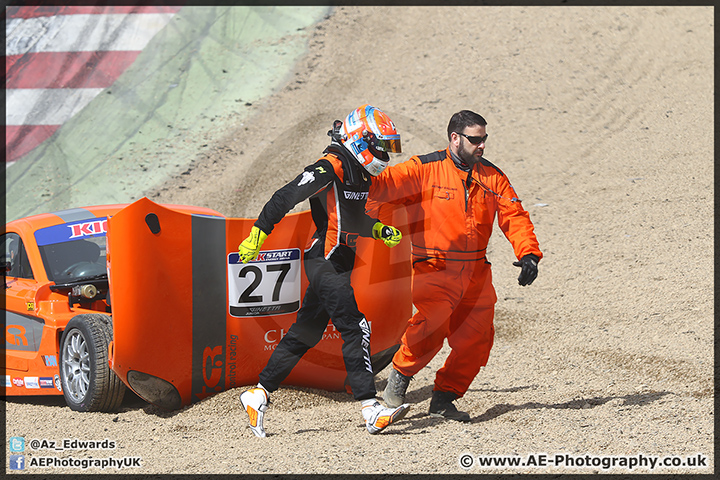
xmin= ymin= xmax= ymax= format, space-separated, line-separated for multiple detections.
xmin=368 ymin=148 xmax=542 ymax=396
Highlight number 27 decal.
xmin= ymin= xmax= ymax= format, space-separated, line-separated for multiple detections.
xmin=238 ymin=263 xmax=291 ymax=303
xmin=227 ymin=249 xmax=301 ymax=317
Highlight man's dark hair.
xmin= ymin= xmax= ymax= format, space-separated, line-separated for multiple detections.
xmin=447 ymin=110 xmax=487 ymax=141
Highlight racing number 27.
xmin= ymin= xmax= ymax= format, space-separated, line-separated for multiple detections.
xmin=238 ymin=263 xmax=291 ymax=303
xmin=228 ymin=248 xmax=301 ymax=317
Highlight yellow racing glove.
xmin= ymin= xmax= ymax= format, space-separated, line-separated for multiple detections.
xmin=372 ymin=222 xmax=402 ymax=248
xmin=238 ymin=226 xmax=269 ymax=263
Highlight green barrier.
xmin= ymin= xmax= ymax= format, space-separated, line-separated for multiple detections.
xmin=6 ymin=6 xmax=331 ymax=222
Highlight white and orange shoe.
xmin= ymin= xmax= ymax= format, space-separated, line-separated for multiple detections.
xmin=362 ymin=400 xmax=411 ymax=434
xmin=240 ymin=387 xmax=269 ymax=438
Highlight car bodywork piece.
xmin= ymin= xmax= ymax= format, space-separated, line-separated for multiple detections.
xmin=107 ymin=198 xmax=412 ymax=410
xmin=3 ymin=198 xmax=412 ymax=411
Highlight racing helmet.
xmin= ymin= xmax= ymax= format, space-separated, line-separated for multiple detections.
xmin=339 ymin=105 xmax=401 ymax=176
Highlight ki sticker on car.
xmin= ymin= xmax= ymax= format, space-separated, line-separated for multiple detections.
xmin=227 ymin=248 xmax=301 ymax=317
xmin=34 ymin=217 xmax=108 ymax=245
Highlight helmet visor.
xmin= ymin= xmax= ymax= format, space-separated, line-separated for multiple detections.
xmin=372 ymin=135 xmax=402 ymax=153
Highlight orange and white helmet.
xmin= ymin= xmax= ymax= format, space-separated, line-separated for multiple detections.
xmin=339 ymin=105 xmax=401 ymax=176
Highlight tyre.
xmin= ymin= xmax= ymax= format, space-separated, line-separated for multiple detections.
xmin=59 ymin=314 xmax=126 ymax=412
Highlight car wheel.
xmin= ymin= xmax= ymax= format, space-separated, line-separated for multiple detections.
xmin=59 ymin=314 xmax=126 ymax=412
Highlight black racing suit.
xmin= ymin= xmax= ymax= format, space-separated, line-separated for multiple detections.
xmin=255 ymin=142 xmax=380 ymax=400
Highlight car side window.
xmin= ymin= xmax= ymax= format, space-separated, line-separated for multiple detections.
xmin=2 ymin=233 xmax=34 ymax=280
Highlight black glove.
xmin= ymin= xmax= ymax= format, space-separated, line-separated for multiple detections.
xmin=513 ymin=254 xmax=539 ymax=286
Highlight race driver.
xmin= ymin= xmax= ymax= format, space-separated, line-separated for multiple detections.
xmin=238 ymin=105 xmax=410 ymax=437
xmin=367 ymin=109 xmax=542 ymax=422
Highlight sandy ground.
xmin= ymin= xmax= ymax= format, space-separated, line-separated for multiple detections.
xmin=5 ymin=6 xmax=714 ymax=475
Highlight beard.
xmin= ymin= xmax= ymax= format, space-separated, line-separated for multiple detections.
xmin=458 ymin=143 xmax=483 ymax=165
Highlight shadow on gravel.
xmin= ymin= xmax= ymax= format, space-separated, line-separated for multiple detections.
xmin=3 ymin=396 xmax=67 ymax=408
xmin=382 ymin=389 xmax=673 ymax=432
xmin=473 ymin=390 xmax=672 ymax=423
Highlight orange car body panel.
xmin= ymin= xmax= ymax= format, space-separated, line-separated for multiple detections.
xmin=107 ymin=198 xmax=412 ymax=408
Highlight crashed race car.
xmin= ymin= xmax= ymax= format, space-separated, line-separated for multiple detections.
xmin=2 ymin=203 xmax=224 ymax=411
xmin=2 ymin=198 xmax=412 ymax=412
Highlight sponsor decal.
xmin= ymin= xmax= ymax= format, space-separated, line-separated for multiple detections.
xmin=39 ymin=377 xmax=54 ymax=388
xmin=6 ymin=324 xmax=28 ymax=347
xmin=69 ymin=219 xmax=108 ymax=238
xmin=25 ymin=377 xmax=40 ymax=389
xmin=34 ymin=217 xmax=108 ymax=246
xmin=432 ymin=184 xmax=457 ymax=201
xmin=298 ymin=170 xmax=316 ymax=186
xmin=254 ymin=250 xmax=296 ymax=262
xmin=5 ymin=375 xmax=12 ymax=387
xmin=5 ymin=315 xmax=43 ymax=352
xmin=228 ymin=249 xmax=301 ymax=317
xmin=343 ymin=191 xmax=369 ymax=201
xmin=26 ymin=302 xmax=34 ymax=311
xmin=194 ymin=345 xmax=224 ymax=401
xmin=264 ymin=328 xmax=288 ymax=345
xmin=341 ymin=232 xmax=359 ymax=247
xmin=12 ymin=377 xmax=24 ymax=387
xmin=54 ymin=374 xmax=63 ymax=392
xmin=359 ymin=318 xmax=373 ymax=373
xmin=346 ymin=109 xmax=361 ymax=129
xmin=43 ymin=355 xmax=58 ymax=367
xmin=227 ymin=334 xmax=238 ymax=389
xmin=262 ymin=323 xmax=347 ymax=351
xmin=349 ymin=141 xmax=365 ymax=155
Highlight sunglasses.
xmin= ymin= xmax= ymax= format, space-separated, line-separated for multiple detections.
xmin=457 ymin=132 xmax=488 ymax=145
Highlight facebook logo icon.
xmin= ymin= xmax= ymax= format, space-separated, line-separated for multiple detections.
xmin=9 ymin=455 xmax=25 ymax=470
